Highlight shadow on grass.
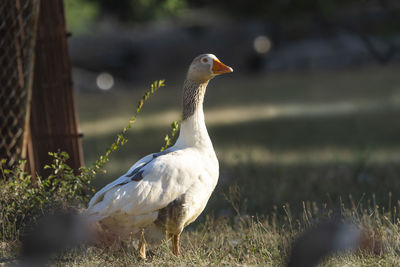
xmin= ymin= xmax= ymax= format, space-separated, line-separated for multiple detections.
xmin=207 ymin=160 xmax=400 ymax=217
xmin=210 ymin=108 xmax=400 ymax=150
xmin=81 ymin=104 xmax=400 ymax=220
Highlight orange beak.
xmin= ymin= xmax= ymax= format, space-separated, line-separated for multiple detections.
xmin=212 ymin=59 xmax=233 ymax=74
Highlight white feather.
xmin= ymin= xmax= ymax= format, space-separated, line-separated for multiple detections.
xmin=84 ymin=54 xmax=231 ymax=242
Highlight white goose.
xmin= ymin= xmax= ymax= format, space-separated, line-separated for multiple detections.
xmin=84 ymin=54 xmax=233 ymax=259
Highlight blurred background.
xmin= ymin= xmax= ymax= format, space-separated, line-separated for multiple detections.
xmin=65 ymin=0 xmax=400 ymax=216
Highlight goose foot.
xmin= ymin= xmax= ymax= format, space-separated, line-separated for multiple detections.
xmin=139 ymin=229 xmax=146 ymax=260
xmin=139 ymin=241 xmax=146 ymax=260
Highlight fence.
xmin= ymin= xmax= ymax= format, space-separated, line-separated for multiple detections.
xmin=0 ymin=0 xmax=83 ymax=176
xmin=0 ymin=0 xmax=39 ymax=167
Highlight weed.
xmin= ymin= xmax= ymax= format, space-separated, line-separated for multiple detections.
xmin=0 ymin=80 xmax=166 ymax=243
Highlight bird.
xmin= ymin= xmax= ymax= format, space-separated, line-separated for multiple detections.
xmin=84 ymin=54 xmax=233 ymax=259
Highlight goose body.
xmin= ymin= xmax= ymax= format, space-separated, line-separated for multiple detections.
xmin=84 ymin=54 xmax=233 ymax=258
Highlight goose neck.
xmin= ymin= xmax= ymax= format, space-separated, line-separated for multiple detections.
xmin=182 ymin=79 xmax=209 ymax=121
xmin=175 ymin=79 xmax=212 ymax=148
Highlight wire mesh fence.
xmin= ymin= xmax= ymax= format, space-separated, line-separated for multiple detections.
xmin=0 ymin=0 xmax=40 ymax=167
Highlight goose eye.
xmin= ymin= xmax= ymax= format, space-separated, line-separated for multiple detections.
xmin=202 ymin=58 xmax=209 ymax=63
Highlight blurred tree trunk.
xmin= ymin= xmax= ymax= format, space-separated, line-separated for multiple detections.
xmin=28 ymin=0 xmax=83 ymax=177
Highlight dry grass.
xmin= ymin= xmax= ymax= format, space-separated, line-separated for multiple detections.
xmin=2 ymin=196 xmax=400 ymax=266
xmin=57 ymin=64 xmax=400 ymax=266
xmin=2 ymin=65 xmax=400 ymax=265
xmin=48 ymin=196 xmax=400 ymax=266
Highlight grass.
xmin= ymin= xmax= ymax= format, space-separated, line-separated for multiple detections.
xmin=30 ymin=196 xmax=400 ymax=266
xmin=63 ymin=64 xmax=400 ymax=265
xmin=2 ymin=64 xmax=400 ymax=265
xmin=77 ymin=64 xmax=400 ymax=206
xmin=2 ymin=199 xmax=400 ymax=266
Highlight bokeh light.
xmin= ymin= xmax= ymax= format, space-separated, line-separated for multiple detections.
xmin=96 ymin=72 xmax=114 ymax=90
xmin=253 ymin=35 xmax=272 ymax=54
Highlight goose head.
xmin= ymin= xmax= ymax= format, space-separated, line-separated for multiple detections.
xmin=187 ymin=54 xmax=233 ymax=82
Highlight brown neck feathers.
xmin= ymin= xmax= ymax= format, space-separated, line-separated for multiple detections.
xmin=182 ymin=79 xmax=209 ymax=121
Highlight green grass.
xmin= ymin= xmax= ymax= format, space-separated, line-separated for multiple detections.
xmin=56 ymin=64 xmax=400 ymax=265
xmin=3 ymin=65 xmax=397 ymax=265
xmin=77 ymin=64 xmax=400 ymax=206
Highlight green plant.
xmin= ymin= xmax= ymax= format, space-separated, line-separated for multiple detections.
xmin=0 ymin=160 xmax=48 ymax=240
xmin=44 ymin=151 xmax=92 ymax=205
xmin=161 ymin=120 xmax=180 ymax=151
xmin=64 ymin=0 xmax=99 ymax=35
xmin=80 ymin=80 xmax=166 ymax=181
xmin=0 ymin=80 xmax=168 ymax=242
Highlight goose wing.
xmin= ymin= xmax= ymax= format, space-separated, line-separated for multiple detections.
xmin=86 ymin=152 xmax=154 ymax=209
xmin=85 ymin=148 xmax=199 ymax=221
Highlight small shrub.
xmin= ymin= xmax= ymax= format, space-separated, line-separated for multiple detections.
xmin=0 ymin=160 xmax=48 ymax=240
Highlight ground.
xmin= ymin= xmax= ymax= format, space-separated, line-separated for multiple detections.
xmin=21 ymin=64 xmax=400 ymax=265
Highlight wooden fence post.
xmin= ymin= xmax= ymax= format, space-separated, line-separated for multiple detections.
xmin=29 ymin=0 xmax=83 ymax=177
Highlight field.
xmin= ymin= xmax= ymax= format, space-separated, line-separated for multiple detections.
xmin=51 ymin=205 xmax=400 ymax=266
xmin=65 ymin=64 xmax=400 ymax=265
xmin=78 ymin=64 xmax=400 ymax=212
xmin=2 ymin=64 xmax=399 ymax=266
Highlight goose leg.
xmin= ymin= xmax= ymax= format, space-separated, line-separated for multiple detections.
xmin=139 ymin=229 xmax=146 ymax=260
xmin=172 ymin=234 xmax=181 ymax=256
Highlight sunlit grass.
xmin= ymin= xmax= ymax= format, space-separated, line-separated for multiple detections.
xmin=51 ymin=195 xmax=400 ymax=266
xmin=80 ymin=99 xmax=400 ymax=137
xmin=218 ymin=146 xmax=400 ymax=166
